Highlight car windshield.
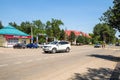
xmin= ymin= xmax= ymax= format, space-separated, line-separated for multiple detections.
xmin=49 ymin=41 xmax=58 ymax=45
xmin=96 ymin=43 xmax=100 ymax=45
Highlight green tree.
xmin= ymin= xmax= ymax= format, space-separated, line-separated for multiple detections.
xmin=76 ymin=36 xmax=85 ymax=44
xmin=20 ymin=21 xmax=32 ymax=34
xmin=51 ymin=18 xmax=64 ymax=39
xmin=0 ymin=21 xmax=3 ymax=29
xmin=93 ymin=23 xmax=116 ymax=43
xmin=33 ymin=20 xmax=46 ymax=38
xmin=89 ymin=33 xmax=95 ymax=44
xmin=69 ymin=31 xmax=76 ymax=44
xmin=84 ymin=37 xmax=91 ymax=44
xmin=33 ymin=20 xmax=45 ymax=30
xmin=76 ymin=36 xmax=91 ymax=44
xmin=9 ymin=22 xmax=18 ymax=28
xmin=46 ymin=21 xmax=54 ymax=37
xmin=46 ymin=18 xmax=64 ymax=40
xmin=59 ymin=29 xmax=65 ymax=40
xmin=100 ymin=0 xmax=120 ymax=32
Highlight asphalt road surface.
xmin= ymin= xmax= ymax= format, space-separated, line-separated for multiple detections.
xmin=0 ymin=46 xmax=119 ymax=80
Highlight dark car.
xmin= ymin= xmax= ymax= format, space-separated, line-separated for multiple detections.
xmin=13 ymin=43 xmax=26 ymax=49
xmin=115 ymin=43 xmax=120 ymax=46
xmin=94 ymin=43 xmax=101 ymax=48
xmin=26 ymin=43 xmax=38 ymax=48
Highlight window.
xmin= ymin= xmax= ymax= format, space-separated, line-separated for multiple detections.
xmin=59 ymin=41 xmax=69 ymax=45
xmin=7 ymin=38 xmax=18 ymax=44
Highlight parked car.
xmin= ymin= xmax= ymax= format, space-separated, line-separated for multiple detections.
xmin=94 ymin=43 xmax=101 ymax=48
xmin=42 ymin=41 xmax=71 ymax=53
xmin=13 ymin=43 xmax=26 ymax=49
xmin=115 ymin=43 xmax=120 ymax=46
xmin=26 ymin=43 xmax=39 ymax=48
xmin=37 ymin=43 xmax=45 ymax=48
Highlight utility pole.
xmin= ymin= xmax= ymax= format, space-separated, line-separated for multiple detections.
xmin=31 ymin=25 xmax=33 ymax=43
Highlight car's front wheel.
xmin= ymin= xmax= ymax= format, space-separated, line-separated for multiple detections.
xmin=52 ymin=48 xmax=57 ymax=53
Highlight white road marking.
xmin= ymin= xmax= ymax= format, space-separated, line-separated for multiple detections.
xmin=0 ymin=64 xmax=8 ymax=67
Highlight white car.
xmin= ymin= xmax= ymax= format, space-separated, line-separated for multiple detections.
xmin=42 ymin=41 xmax=71 ymax=53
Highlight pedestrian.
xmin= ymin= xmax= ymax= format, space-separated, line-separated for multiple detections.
xmin=102 ymin=41 xmax=106 ymax=48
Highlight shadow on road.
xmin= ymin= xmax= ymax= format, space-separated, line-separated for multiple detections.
xmin=69 ymin=54 xmax=120 ymax=80
xmin=88 ymin=54 xmax=120 ymax=62
xmin=42 ymin=51 xmax=68 ymax=54
xmin=86 ymin=54 xmax=120 ymax=80
xmin=69 ymin=68 xmax=113 ymax=80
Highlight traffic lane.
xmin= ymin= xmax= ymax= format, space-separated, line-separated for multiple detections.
xmin=0 ymin=46 xmax=115 ymax=70
xmin=0 ymin=45 xmax=99 ymax=68
xmin=0 ymin=46 xmax=94 ymax=65
xmin=0 ymin=45 xmax=94 ymax=62
xmin=0 ymin=46 xmax=95 ymax=68
xmin=0 ymin=46 xmax=116 ymax=70
xmin=0 ymin=46 xmax=116 ymax=80
xmin=0 ymin=48 xmax=100 ymax=80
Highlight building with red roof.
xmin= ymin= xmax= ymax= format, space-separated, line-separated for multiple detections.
xmin=65 ymin=30 xmax=91 ymax=38
xmin=65 ymin=30 xmax=91 ymax=44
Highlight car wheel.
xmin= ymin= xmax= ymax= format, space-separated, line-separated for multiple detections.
xmin=52 ymin=48 xmax=56 ymax=53
xmin=44 ymin=51 xmax=48 ymax=53
xmin=66 ymin=47 xmax=70 ymax=52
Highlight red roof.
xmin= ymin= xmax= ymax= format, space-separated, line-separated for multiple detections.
xmin=65 ymin=30 xmax=81 ymax=36
xmin=65 ymin=30 xmax=91 ymax=38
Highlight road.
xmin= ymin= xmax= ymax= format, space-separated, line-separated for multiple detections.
xmin=0 ymin=46 xmax=119 ymax=80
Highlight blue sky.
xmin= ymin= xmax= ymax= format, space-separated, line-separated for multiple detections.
xmin=0 ymin=0 xmax=113 ymax=34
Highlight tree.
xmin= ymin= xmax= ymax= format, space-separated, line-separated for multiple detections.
xmin=20 ymin=21 xmax=32 ymax=34
xmin=76 ymin=36 xmax=85 ymax=44
xmin=68 ymin=31 xmax=76 ymax=44
xmin=76 ymin=36 xmax=91 ymax=44
xmin=33 ymin=20 xmax=45 ymax=30
xmin=46 ymin=21 xmax=54 ymax=37
xmin=46 ymin=18 xmax=64 ymax=40
xmin=93 ymin=23 xmax=116 ymax=43
xmin=89 ymin=33 xmax=100 ymax=44
xmin=100 ymin=0 xmax=120 ymax=32
xmin=51 ymin=18 xmax=64 ymax=39
xmin=33 ymin=20 xmax=46 ymax=37
xmin=9 ymin=22 xmax=18 ymax=28
xmin=0 ymin=21 xmax=3 ymax=29
xmin=59 ymin=29 xmax=65 ymax=40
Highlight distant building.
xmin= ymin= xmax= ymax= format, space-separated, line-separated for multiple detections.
xmin=65 ymin=30 xmax=81 ymax=37
xmin=65 ymin=30 xmax=91 ymax=44
xmin=65 ymin=30 xmax=91 ymax=38
xmin=0 ymin=25 xmax=31 ymax=47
